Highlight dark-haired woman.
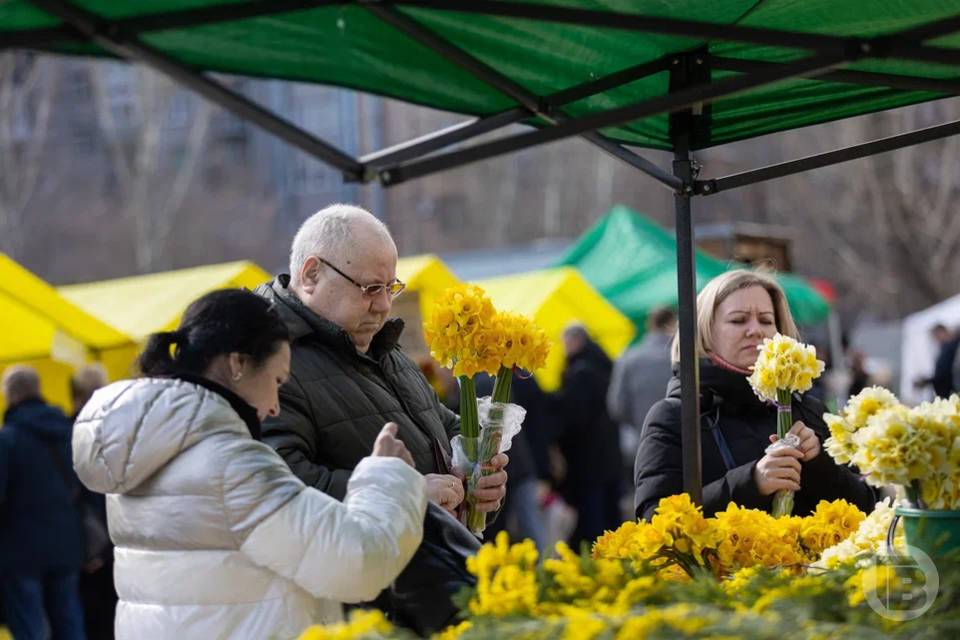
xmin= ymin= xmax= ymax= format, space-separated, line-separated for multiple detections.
xmin=72 ymin=289 xmax=426 ymax=640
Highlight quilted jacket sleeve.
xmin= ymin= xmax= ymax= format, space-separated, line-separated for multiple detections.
xmin=224 ymin=439 xmax=427 ymax=603
xmin=262 ymin=372 xmax=353 ymax=500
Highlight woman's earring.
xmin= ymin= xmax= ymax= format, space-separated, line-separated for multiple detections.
xmin=233 ymin=371 xmax=243 ymax=382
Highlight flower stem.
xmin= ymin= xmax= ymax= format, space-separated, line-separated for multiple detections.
xmin=459 ymin=375 xmax=479 ymax=439
xmin=491 ymin=366 xmax=513 ymax=404
xmin=776 ymin=389 xmax=793 ymax=440
xmin=772 ymin=388 xmax=795 ymax=517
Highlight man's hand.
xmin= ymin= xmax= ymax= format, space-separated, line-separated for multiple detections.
xmin=425 ymin=473 xmax=465 ymax=515
xmin=470 ymin=453 xmax=509 ymax=514
xmin=371 ymin=422 xmax=415 ymax=467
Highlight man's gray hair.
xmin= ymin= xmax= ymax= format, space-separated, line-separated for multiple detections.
xmin=2 ymin=365 xmax=41 ymax=406
xmin=289 ymin=204 xmax=391 ymax=285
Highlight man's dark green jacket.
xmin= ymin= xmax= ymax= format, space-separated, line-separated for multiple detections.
xmin=257 ymin=275 xmax=460 ymax=499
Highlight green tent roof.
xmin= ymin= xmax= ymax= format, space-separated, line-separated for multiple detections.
xmin=4 ymin=1 xmax=959 ymax=151
xmin=556 ymin=205 xmax=830 ymax=335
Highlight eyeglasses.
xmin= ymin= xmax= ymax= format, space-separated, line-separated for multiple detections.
xmin=315 ymin=257 xmax=406 ymax=299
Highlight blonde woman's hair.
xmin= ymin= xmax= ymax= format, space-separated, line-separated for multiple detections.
xmin=670 ymin=269 xmax=798 ymax=363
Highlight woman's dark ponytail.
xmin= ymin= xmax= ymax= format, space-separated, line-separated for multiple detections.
xmin=137 ymin=290 xmax=289 ymax=378
xmin=138 ymin=331 xmax=182 ymax=376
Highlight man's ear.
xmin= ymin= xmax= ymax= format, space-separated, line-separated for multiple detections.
xmin=299 ymin=256 xmax=322 ymax=293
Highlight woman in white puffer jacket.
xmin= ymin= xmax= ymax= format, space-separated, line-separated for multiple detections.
xmin=72 ymin=289 xmax=427 ymax=640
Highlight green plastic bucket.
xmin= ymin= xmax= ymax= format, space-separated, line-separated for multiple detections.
xmin=896 ymin=507 xmax=960 ymax=559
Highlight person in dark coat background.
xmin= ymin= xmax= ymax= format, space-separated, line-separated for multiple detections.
xmin=634 ymin=270 xmax=876 ymax=521
xmin=555 ymin=324 xmax=622 ymax=548
xmin=71 ymin=364 xmax=116 ymax=640
xmin=914 ymin=323 xmax=959 ymax=398
xmin=0 ymin=365 xmax=86 ymax=640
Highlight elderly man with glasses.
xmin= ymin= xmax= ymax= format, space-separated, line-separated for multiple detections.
xmin=256 ymin=204 xmax=508 ymax=518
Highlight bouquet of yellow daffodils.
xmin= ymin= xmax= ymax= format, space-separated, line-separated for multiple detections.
xmin=824 ymin=388 xmax=960 ymax=509
xmin=424 ymin=285 xmax=550 ymax=534
xmin=747 ymin=334 xmax=825 ymax=517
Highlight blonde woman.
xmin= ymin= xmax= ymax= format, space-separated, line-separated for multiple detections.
xmin=633 ymin=270 xmax=874 ymax=520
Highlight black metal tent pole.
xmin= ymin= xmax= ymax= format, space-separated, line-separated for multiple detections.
xmin=668 ymin=51 xmax=709 ymax=503
xmin=381 ymin=51 xmax=848 ymax=184
xmin=25 ymin=0 xmax=365 ymax=180
xmin=366 ymin=3 xmax=682 ymax=190
xmin=697 ymin=118 xmax=960 ymax=194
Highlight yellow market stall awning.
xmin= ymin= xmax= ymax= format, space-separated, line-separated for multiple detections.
xmin=60 ymin=261 xmax=272 ymax=341
xmin=0 ymin=254 xmax=136 ymax=414
xmin=476 ymin=267 xmax=635 ymax=392
xmin=397 ymin=254 xmax=462 ymax=320
xmin=394 ymin=254 xmax=463 ymax=360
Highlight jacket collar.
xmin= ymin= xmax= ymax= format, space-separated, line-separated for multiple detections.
xmin=259 ymin=274 xmax=404 ymax=360
xmin=3 ymin=396 xmax=45 ymax=423
xmin=173 ymin=374 xmax=262 ymax=440
xmin=667 ymin=356 xmax=763 ymax=413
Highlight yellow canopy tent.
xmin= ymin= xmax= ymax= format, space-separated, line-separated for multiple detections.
xmin=0 ymin=254 xmax=137 ymax=415
xmin=60 ymin=260 xmax=272 ymax=342
xmin=476 ymin=267 xmax=635 ymax=392
xmin=393 ymin=254 xmax=462 ymax=360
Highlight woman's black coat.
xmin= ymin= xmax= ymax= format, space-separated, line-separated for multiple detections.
xmin=634 ymin=357 xmax=876 ymax=520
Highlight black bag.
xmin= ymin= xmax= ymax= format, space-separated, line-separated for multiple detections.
xmin=43 ymin=440 xmax=111 ymax=564
xmin=371 ymin=502 xmax=480 ymax=636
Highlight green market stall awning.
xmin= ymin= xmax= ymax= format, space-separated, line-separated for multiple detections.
xmin=6 ymin=0 xmax=960 ymax=504
xmin=3 ymin=1 xmax=960 ymax=187
xmin=558 ymin=206 xmax=831 ymax=336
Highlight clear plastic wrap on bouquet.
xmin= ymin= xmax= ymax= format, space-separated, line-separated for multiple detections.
xmin=765 ymin=432 xmax=801 ymax=517
xmin=451 ymin=397 xmax=526 ymax=535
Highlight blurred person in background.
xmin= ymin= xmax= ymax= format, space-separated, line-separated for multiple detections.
xmin=71 ymin=364 xmax=116 ymax=640
xmin=634 ymin=270 xmax=876 ymax=520
xmin=72 ymin=289 xmax=426 ymax=639
xmin=1 ymin=365 xmax=86 ymax=640
xmin=554 ymin=323 xmax=622 ymax=549
xmin=607 ymin=307 xmax=676 ymax=491
xmin=914 ymin=323 xmax=959 ymax=398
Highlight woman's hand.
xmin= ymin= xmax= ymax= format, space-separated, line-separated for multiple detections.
xmin=371 ymin=422 xmax=415 ymax=467
xmin=753 ymin=444 xmax=803 ymax=496
xmin=786 ymin=420 xmax=821 ymax=462
xmin=424 ymin=474 xmax=465 ymax=514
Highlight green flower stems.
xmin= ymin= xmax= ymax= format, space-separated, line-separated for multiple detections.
xmin=492 ymin=366 xmax=513 ymax=404
xmin=772 ymin=388 xmax=795 ymax=518
xmin=459 ymin=375 xmax=479 ymax=439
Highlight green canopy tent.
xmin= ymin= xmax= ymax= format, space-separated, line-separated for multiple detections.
xmin=557 ymin=205 xmax=831 ymax=338
xmin=5 ymin=0 xmax=960 ymax=502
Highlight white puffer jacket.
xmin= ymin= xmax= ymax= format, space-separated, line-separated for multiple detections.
xmin=72 ymin=377 xmax=427 ymax=640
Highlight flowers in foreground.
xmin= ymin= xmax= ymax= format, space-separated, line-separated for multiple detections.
xmin=814 ymin=499 xmax=903 ymax=570
xmin=592 ymin=497 xmax=864 ymax=578
xmin=298 ymin=611 xmax=392 ymax=640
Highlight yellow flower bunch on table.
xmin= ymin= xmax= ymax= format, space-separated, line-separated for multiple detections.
xmin=466 ymin=531 xmax=540 ymax=617
xmin=814 ymin=499 xmax=904 ymax=570
xmin=592 ymin=496 xmax=866 ymax=578
xmin=592 ymin=494 xmax=723 ymax=576
xmin=298 ymin=611 xmax=392 ymax=640
xmin=852 ymin=396 xmax=960 ymax=509
xmin=823 ymin=387 xmax=901 ymax=465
